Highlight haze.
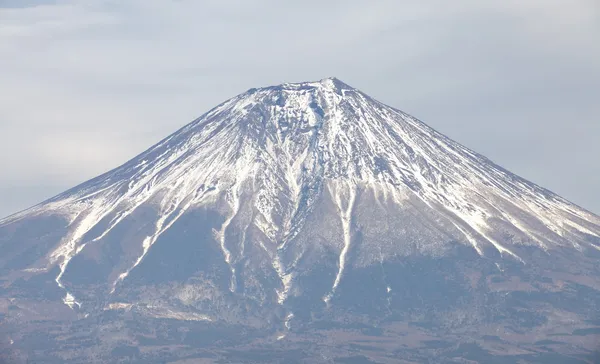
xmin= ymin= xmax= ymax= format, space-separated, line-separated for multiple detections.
xmin=0 ymin=0 xmax=598 ymax=217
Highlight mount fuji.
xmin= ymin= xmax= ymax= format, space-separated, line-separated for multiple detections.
xmin=1 ymin=78 xmax=599 ymax=363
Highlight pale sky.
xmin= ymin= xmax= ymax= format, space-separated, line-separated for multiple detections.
xmin=0 ymin=0 xmax=599 ymax=217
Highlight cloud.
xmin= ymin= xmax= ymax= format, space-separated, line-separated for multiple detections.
xmin=0 ymin=0 xmax=598 ymax=216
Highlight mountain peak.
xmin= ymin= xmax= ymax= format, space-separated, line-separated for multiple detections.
xmin=317 ymin=76 xmax=352 ymax=90
xmin=4 ymin=79 xmax=600 ymax=304
xmin=6 ymin=80 xmax=599 ymax=256
xmin=249 ymin=77 xmax=354 ymax=96
xmin=2 ymin=79 xmax=600 ymax=362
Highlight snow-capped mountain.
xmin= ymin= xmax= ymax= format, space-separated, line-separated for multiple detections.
xmin=1 ymin=78 xmax=599 ymax=363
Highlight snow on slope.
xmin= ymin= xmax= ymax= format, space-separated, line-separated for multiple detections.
xmin=2 ymin=77 xmax=599 ymax=309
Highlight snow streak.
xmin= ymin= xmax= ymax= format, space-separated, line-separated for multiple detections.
xmin=324 ymin=183 xmax=357 ymax=304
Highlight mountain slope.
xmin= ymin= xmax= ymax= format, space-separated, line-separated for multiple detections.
xmin=1 ymin=78 xmax=599 ymax=363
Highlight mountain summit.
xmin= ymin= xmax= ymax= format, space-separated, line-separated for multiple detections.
xmin=2 ymin=79 xmax=599 ymax=363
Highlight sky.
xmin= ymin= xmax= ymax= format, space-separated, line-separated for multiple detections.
xmin=0 ymin=0 xmax=599 ymax=217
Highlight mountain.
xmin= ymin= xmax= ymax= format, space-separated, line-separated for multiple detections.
xmin=1 ymin=78 xmax=599 ymax=363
